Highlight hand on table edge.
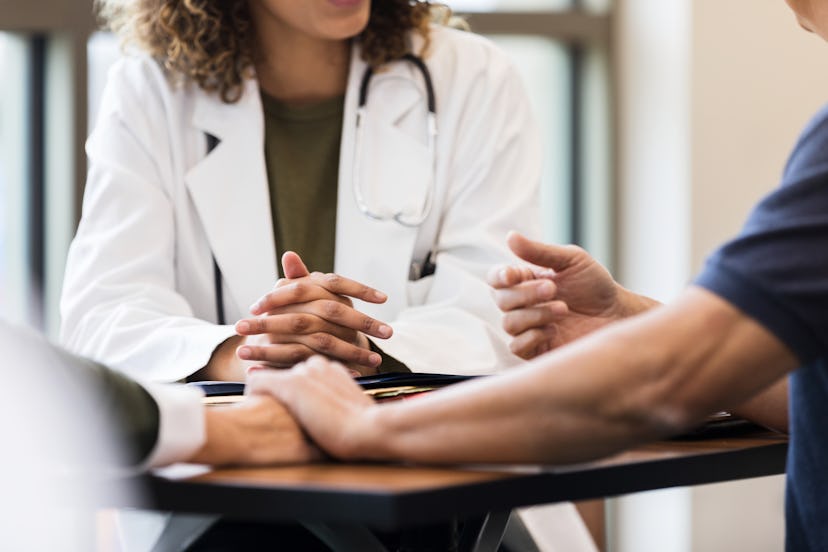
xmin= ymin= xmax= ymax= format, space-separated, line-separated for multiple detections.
xmin=188 ymin=394 xmax=324 ymax=466
xmin=245 ymin=357 xmax=385 ymax=461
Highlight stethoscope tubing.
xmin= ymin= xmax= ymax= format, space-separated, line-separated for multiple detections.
xmin=210 ymin=53 xmax=439 ymax=323
xmin=353 ymin=53 xmax=437 ymax=228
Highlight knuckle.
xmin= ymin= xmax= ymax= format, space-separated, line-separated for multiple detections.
xmin=289 ymin=346 xmax=309 ymax=365
xmin=361 ymin=316 xmax=376 ymax=333
xmin=312 ymin=332 xmax=335 ymax=352
xmin=324 ymin=273 xmax=342 ymax=287
xmin=526 ymin=328 xmax=545 ymax=342
xmin=322 ymin=300 xmax=343 ymax=318
xmin=290 ymin=314 xmax=311 ymax=333
xmin=353 ymin=348 xmax=372 ymax=364
xmin=255 ymin=293 xmax=271 ymax=311
xmin=290 ymin=282 xmax=306 ymax=300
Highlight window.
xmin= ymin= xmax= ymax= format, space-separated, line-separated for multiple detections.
xmin=0 ymin=2 xmax=94 ymax=333
xmin=0 ymin=34 xmax=30 ymax=323
xmin=455 ymin=1 xmax=615 ymax=266
xmin=2 ymin=1 xmax=615 ymax=330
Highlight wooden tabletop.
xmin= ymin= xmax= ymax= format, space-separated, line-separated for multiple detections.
xmin=125 ymin=426 xmax=787 ymax=531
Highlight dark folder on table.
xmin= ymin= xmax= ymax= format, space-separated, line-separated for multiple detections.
xmin=191 ymin=372 xmax=477 ymax=405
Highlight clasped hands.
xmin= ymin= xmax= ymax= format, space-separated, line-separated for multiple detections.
xmin=233 ymin=251 xmax=393 ymax=376
xmin=232 ymin=231 xmax=632 ymax=378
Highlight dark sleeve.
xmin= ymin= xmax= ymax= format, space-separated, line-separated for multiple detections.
xmin=51 ymin=347 xmax=161 ymax=466
xmin=694 ymin=104 xmax=828 ymax=364
xmin=368 ymin=339 xmax=411 ymax=374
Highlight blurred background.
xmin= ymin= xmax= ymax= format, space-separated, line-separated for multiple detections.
xmin=1 ymin=0 xmax=826 ymax=550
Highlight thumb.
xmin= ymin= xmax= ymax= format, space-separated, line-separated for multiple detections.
xmin=282 ymin=251 xmax=310 ymax=279
xmin=506 ymin=231 xmax=578 ymax=272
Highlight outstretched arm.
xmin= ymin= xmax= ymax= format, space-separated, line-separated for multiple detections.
xmin=248 ymin=287 xmax=795 ymax=464
xmin=490 ymin=233 xmax=789 ymax=433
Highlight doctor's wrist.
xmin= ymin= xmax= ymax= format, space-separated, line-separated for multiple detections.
xmin=192 ymin=334 xmax=249 ymax=382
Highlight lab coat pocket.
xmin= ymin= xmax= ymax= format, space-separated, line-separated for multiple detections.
xmin=358 ymin=120 xmax=431 ymax=223
xmin=406 ymin=274 xmax=434 ymax=307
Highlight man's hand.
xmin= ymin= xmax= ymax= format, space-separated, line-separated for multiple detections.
xmin=189 ymin=394 xmax=322 ymax=466
xmin=246 ymin=357 xmax=378 ymax=461
xmin=488 ymin=232 xmax=658 ymax=359
xmin=234 ymin=252 xmax=393 ymax=375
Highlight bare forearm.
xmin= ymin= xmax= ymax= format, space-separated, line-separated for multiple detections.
xmin=730 ymin=376 xmax=789 ymax=433
xmin=352 ymin=289 xmax=796 ymax=465
xmin=617 ymin=285 xmax=661 ymax=318
xmin=358 ymin=327 xmax=679 ymax=464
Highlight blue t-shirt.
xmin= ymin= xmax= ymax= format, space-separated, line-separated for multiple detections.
xmin=695 ymin=104 xmax=828 ymax=551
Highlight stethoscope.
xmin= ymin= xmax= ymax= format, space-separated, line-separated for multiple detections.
xmin=352 ymin=53 xmax=437 ymax=228
xmin=209 ymin=53 xmax=438 ymax=325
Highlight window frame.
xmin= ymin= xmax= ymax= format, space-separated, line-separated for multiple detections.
xmin=0 ymin=0 xmax=94 ymax=329
xmin=463 ymin=7 xmax=617 ymax=268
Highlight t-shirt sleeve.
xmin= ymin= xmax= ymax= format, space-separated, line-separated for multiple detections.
xmin=694 ymin=104 xmax=828 ymax=364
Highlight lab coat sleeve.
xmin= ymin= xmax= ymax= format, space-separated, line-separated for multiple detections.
xmin=377 ymin=36 xmax=542 ymax=376
xmin=60 ymin=59 xmax=236 ymax=382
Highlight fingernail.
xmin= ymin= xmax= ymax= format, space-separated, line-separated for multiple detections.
xmin=236 ymin=321 xmax=250 ymax=333
xmin=249 ymin=302 xmax=261 ymax=313
xmin=348 ymin=370 xmax=361 ymax=378
xmin=373 ymin=290 xmax=387 ymax=301
xmin=238 ymin=346 xmax=252 ymax=359
xmin=378 ymin=324 xmax=392 ymax=338
xmin=499 ymin=268 xmax=509 ymax=283
xmin=369 ymin=353 xmax=381 ymax=366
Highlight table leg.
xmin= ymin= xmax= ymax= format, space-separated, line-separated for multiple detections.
xmin=150 ymin=513 xmax=219 ymax=552
xmin=458 ymin=510 xmax=511 ymax=552
xmin=302 ymin=521 xmax=389 ymax=552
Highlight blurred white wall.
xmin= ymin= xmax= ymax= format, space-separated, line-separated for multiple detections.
xmin=689 ymin=0 xmax=828 ymax=268
xmin=614 ymin=0 xmax=828 ymax=551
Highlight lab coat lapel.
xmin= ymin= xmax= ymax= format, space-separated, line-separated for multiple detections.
xmin=336 ymin=48 xmax=432 ymax=316
xmin=185 ymin=80 xmax=277 ymax=316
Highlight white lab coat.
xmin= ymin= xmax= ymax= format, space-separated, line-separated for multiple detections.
xmin=61 ymin=26 xmax=596 ymax=552
xmin=60 ymin=26 xmax=541 ymax=382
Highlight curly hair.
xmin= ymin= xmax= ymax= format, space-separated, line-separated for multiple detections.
xmin=97 ymin=1 xmax=446 ymax=103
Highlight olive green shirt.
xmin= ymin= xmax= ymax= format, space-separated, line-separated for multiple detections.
xmin=261 ymin=92 xmax=342 ymax=277
xmin=53 ymin=347 xmax=160 ymax=466
xmin=260 ymin=92 xmax=408 ymax=374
